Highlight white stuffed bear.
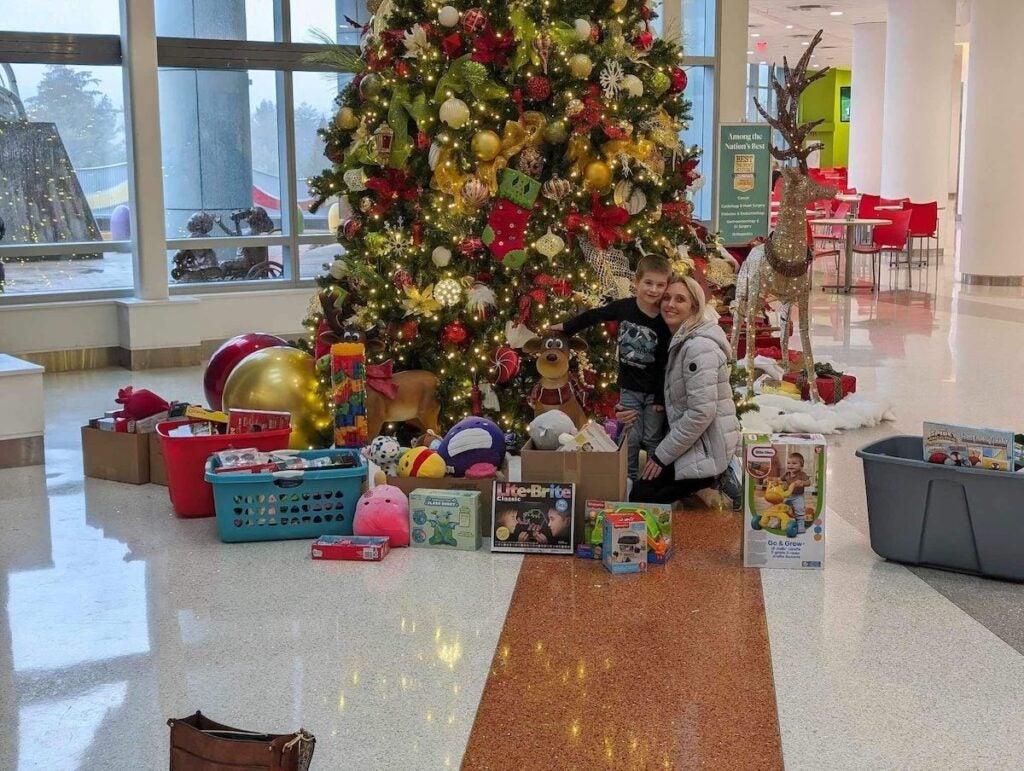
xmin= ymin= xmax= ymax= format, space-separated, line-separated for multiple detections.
xmin=366 ymin=435 xmax=402 ymax=476
xmin=528 ymin=410 xmax=577 ymax=451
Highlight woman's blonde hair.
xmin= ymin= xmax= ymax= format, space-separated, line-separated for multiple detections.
xmin=666 ymin=272 xmax=706 ymax=332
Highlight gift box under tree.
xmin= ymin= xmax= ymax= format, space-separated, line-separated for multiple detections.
xmin=782 ymin=364 xmax=856 ymax=404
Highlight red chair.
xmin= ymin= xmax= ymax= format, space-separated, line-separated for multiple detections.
xmin=879 ymin=197 xmax=910 ymax=208
xmin=907 ymin=201 xmax=938 ymax=267
xmin=859 ymin=193 xmax=881 ymax=218
xmin=853 ymin=209 xmax=912 ymax=289
xmin=812 ymin=202 xmax=850 ymax=275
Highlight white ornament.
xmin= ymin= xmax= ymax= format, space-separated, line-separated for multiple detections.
xmin=328 ymin=259 xmax=348 ymax=280
xmin=599 ymin=60 xmax=626 ymax=100
xmin=434 ymin=278 xmax=462 ymax=307
xmin=534 ymin=228 xmax=566 ymax=258
xmin=614 ymin=179 xmax=647 ymax=215
xmin=440 ymin=97 xmax=470 ymax=128
xmin=438 ymin=5 xmax=460 ymax=27
xmin=621 ymin=74 xmax=644 ymax=98
xmin=343 ymin=167 xmax=368 ymax=191
xmin=431 ymin=246 xmax=452 ymax=267
xmin=574 ymin=19 xmax=592 ymax=40
xmin=428 ymin=141 xmax=442 ymax=170
xmin=505 ymin=321 xmax=539 ymax=349
xmin=466 ymin=282 xmax=497 ymax=314
xmin=402 ymin=24 xmax=429 ymax=58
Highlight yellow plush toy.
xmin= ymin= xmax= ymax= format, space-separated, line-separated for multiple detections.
xmin=763 ymin=480 xmax=795 ymax=504
xmin=759 ymin=502 xmax=795 ymax=531
xmin=397 ymin=447 xmax=447 ymax=478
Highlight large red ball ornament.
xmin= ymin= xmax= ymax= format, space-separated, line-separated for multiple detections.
xmin=489 ymin=345 xmax=521 ymax=384
xmin=204 ymin=333 xmax=288 ymax=410
xmin=462 ymin=7 xmax=487 ymax=33
xmin=442 ymin=321 xmax=469 ymax=346
xmin=526 ymin=76 xmax=552 ymax=102
xmin=670 ymin=66 xmax=688 ymax=93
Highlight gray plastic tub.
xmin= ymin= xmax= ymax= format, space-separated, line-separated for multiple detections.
xmin=856 ymin=436 xmax=1024 ymax=582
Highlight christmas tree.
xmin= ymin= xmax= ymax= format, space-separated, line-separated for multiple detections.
xmin=306 ymin=0 xmax=714 ymax=439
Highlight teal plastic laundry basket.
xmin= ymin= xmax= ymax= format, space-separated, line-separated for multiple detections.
xmin=206 ymin=449 xmax=367 ymax=543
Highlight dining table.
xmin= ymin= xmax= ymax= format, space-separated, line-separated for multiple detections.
xmin=813 ymin=217 xmax=892 ymax=292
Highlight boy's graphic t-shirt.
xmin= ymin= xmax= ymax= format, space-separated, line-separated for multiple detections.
xmin=563 ymin=298 xmax=670 ymax=400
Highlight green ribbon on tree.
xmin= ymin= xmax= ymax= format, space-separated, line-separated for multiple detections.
xmin=547 ymin=21 xmax=578 ymax=51
xmin=433 ymin=55 xmax=507 ymax=104
xmin=509 ymin=8 xmax=537 ymax=73
xmin=387 ymin=84 xmax=414 ymax=169
xmin=404 ymin=92 xmax=432 ymax=132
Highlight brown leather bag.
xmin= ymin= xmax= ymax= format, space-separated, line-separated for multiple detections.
xmin=168 ymin=711 xmax=315 ymax=770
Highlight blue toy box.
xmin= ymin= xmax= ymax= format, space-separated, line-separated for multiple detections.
xmin=602 ymin=512 xmax=648 ymax=574
xmin=410 ymin=489 xmax=481 ymax=550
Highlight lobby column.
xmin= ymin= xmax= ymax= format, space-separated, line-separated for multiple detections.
xmin=960 ymin=0 xmax=1024 ymax=284
xmin=847 ymin=22 xmax=885 ymax=194
xmin=879 ymin=0 xmax=956 ymax=203
xmin=717 ymin=0 xmax=749 ymax=123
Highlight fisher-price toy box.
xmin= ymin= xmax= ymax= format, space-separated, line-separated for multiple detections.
xmin=580 ymin=500 xmax=674 ymax=564
xmin=602 ymin=512 xmax=648 ymax=574
xmin=409 ymin=489 xmax=481 ymax=550
xmin=742 ymin=433 xmax=827 ymax=570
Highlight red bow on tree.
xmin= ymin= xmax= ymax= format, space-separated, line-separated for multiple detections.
xmin=471 ymin=24 xmax=517 ymax=67
xmin=662 ymin=200 xmax=693 ymax=225
xmin=566 ymin=196 xmax=630 ymax=251
xmin=516 ymin=288 xmax=548 ymax=324
xmin=570 ymin=86 xmax=606 ymax=134
xmin=366 ymin=360 xmax=399 ymax=399
xmin=365 ymin=169 xmax=418 ymax=215
xmin=441 ymin=32 xmax=463 ymax=58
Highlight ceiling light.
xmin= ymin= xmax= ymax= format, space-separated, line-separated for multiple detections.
xmin=747 ymin=50 xmax=754 ymax=55
xmin=801 ymin=41 xmax=810 ymax=46
xmin=751 ymin=32 xmax=761 ymax=37
xmin=785 ymin=24 xmax=794 ymax=29
xmin=759 ymin=61 xmax=767 ymax=65
xmin=829 ymin=10 xmax=843 ymax=15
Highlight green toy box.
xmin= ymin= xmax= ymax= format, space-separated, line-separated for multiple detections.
xmin=580 ymin=500 xmax=674 ymax=564
xmin=409 ymin=489 xmax=481 ymax=550
xmin=742 ymin=433 xmax=827 ymax=569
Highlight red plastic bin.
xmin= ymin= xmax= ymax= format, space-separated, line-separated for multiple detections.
xmin=157 ymin=419 xmax=291 ymax=518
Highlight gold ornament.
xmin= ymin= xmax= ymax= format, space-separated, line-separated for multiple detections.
xmin=336 ymin=107 xmax=359 ymax=130
xmin=222 ymin=347 xmax=332 ymax=450
xmin=428 ymin=141 xmax=443 ymax=170
xmin=614 ymin=179 xmax=647 ymax=215
xmin=542 ymin=175 xmax=572 ymax=202
xmin=565 ymin=98 xmax=585 ymax=117
xmin=434 ymin=278 xmax=463 ymax=307
xmin=569 ymin=54 xmax=594 ymax=79
xmin=460 ymin=177 xmax=491 ymax=209
xmin=359 ymin=196 xmax=373 ymax=213
xmin=517 ymin=146 xmax=545 ymax=178
xmin=583 ymin=160 xmax=613 ymax=192
xmin=440 ymin=97 xmax=470 ymax=128
xmin=610 ymin=0 xmax=628 ymax=11
xmin=474 ymin=113 xmax=546 ymax=192
xmin=471 ymin=130 xmax=502 ymax=161
xmin=534 ymin=228 xmax=566 ymax=258
xmin=543 ymin=118 xmax=569 ymax=144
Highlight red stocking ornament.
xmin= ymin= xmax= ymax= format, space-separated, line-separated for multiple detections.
xmin=482 ymin=168 xmax=541 ymax=270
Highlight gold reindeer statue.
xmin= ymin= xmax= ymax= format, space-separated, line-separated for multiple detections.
xmin=731 ymin=30 xmax=837 ymax=403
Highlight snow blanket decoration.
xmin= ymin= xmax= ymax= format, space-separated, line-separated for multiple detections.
xmin=741 ymin=393 xmax=896 ymax=434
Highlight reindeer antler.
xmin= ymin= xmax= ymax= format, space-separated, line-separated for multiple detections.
xmin=753 ymin=29 xmax=831 ymax=173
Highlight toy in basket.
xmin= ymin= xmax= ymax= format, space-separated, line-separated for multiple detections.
xmin=205 ymin=449 xmax=366 ymax=542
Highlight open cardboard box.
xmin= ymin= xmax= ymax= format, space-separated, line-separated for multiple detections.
xmin=149 ymin=432 xmax=167 ymax=486
xmin=81 ymin=426 xmax=150 ymax=484
xmin=520 ymin=437 xmax=628 ymax=543
xmin=386 ymin=461 xmax=508 ymax=537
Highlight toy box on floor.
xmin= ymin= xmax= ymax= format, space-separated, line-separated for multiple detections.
xmin=923 ymin=421 xmax=1018 ymax=472
xmin=742 ymin=433 xmax=827 ymax=570
xmin=579 ymin=500 xmax=674 ymax=564
xmin=387 ymin=461 xmax=506 ymax=537
xmin=410 ymin=489 xmax=481 ymax=550
xmin=491 ymin=482 xmax=575 ymax=555
xmin=602 ymin=512 xmax=648 ymax=574
xmin=311 ymin=535 xmax=390 ymax=561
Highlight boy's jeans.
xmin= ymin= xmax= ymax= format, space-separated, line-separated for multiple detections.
xmin=619 ymin=389 xmax=665 ymax=480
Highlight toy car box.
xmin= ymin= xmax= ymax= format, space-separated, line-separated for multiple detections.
xmin=580 ymin=500 xmax=674 ymax=564
xmin=923 ymin=421 xmax=1015 ymax=472
xmin=491 ymin=482 xmax=575 ymax=555
xmin=410 ymin=489 xmax=481 ymax=550
xmin=742 ymin=433 xmax=827 ymax=570
xmin=602 ymin=512 xmax=648 ymax=574
xmin=311 ymin=535 xmax=390 ymax=561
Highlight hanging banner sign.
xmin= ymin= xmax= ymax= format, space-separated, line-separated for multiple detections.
xmin=716 ymin=124 xmax=772 ymax=245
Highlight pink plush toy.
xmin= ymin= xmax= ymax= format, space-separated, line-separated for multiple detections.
xmin=353 ymin=485 xmax=410 ymax=547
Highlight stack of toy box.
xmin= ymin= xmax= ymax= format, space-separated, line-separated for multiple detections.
xmin=579 ymin=500 xmax=674 ymax=565
xmin=602 ymin=512 xmax=648 ymax=574
xmin=742 ymin=433 xmax=827 ymax=570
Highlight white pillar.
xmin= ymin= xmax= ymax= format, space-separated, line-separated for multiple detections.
xmin=848 ymin=22 xmax=885 ymax=193
xmin=716 ymin=0 xmax=749 ymax=123
xmin=880 ymin=0 xmax=956 ymax=203
xmin=121 ymin=0 xmax=169 ymax=301
xmin=960 ymin=0 xmax=1024 ymax=283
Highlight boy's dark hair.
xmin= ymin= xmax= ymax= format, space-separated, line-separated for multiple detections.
xmin=789 ymin=452 xmax=805 ymax=466
xmin=635 ymin=255 xmax=672 ymax=281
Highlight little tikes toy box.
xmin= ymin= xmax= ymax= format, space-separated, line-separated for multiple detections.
xmin=743 ymin=433 xmax=827 ymax=570
xmin=602 ymin=512 xmax=648 ymax=574
xmin=410 ymin=489 xmax=481 ymax=550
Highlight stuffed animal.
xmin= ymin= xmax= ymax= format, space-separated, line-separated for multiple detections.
xmin=366 ymin=435 xmax=403 ymax=477
xmin=353 ymin=485 xmax=410 ymax=547
xmin=528 ymin=410 xmax=577 ymax=451
xmin=438 ymin=417 xmax=506 ymax=477
xmin=413 ymin=429 xmax=443 ymax=450
xmin=114 ymin=387 xmax=169 ymax=420
xmin=524 ymin=330 xmax=589 ymax=428
xmin=397 ymin=446 xmax=447 ymax=478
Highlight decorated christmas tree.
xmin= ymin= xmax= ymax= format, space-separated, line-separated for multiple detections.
xmin=306 ymin=0 xmax=715 ymax=439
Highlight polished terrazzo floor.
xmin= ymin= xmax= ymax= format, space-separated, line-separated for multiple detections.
xmin=2 ymin=243 xmax=1024 ymax=770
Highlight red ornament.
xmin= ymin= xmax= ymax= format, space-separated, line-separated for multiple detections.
xmin=399 ymin=320 xmax=420 ymax=341
xmin=489 ymin=345 xmax=521 ymax=385
xmin=394 ymin=60 xmax=410 ymax=78
xmin=633 ymin=30 xmax=654 ymax=50
xmin=590 ymin=24 xmax=601 ymax=42
xmin=442 ymin=321 xmax=469 ymax=346
xmin=640 ymin=4 xmax=651 ymax=19
xmin=416 ymin=131 xmax=431 ymax=151
xmin=412 ymin=221 xmax=423 ymax=246
xmin=526 ymin=75 xmax=551 ymax=102
xmin=342 ymin=218 xmax=362 ymax=239
xmin=552 ymin=279 xmax=573 ymax=298
xmin=670 ymin=66 xmax=688 ymax=93
xmin=441 ymin=32 xmax=463 ymax=58
xmin=605 ymin=321 xmax=619 ymax=336
xmin=393 ymin=269 xmax=413 ymax=289
xmin=462 ymin=8 xmax=487 ymax=33
xmin=204 ymin=333 xmax=288 ymax=410
xmin=458 ymin=236 xmax=484 ymax=257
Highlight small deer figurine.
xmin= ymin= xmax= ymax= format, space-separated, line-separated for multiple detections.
xmin=731 ymin=29 xmax=837 ymax=403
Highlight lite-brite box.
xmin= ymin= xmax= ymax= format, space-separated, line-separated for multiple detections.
xmin=491 ymin=482 xmax=575 ymax=555
xmin=923 ymin=421 xmax=1015 ymax=472
xmin=743 ymin=433 xmax=827 ymax=569
xmin=580 ymin=500 xmax=673 ymax=564
xmin=311 ymin=535 xmax=390 ymax=561
xmin=409 ymin=489 xmax=481 ymax=550
xmin=602 ymin=512 xmax=648 ymax=574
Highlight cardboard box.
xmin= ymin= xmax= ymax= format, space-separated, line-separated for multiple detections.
xmin=520 ymin=439 xmax=627 ymax=543
xmin=149 ymin=432 xmax=167 ymax=486
xmin=311 ymin=535 xmax=390 ymax=561
xmin=81 ymin=426 xmax=150 ymax=484
xmin=742 ymin=433 xmax=827 ymax=569
xmin=602 ymin=512 xmax=648 ymax=574
xmin=410 ymin=489 xmax=481 ymax=550
xmin=386 ymin=464 xmax=505 ymax=538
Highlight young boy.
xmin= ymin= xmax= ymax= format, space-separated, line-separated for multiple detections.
xmin=781 ymin=452 xmax=811 ymax=533
xmin=551 ymin=255 xmax=672 ymax=480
